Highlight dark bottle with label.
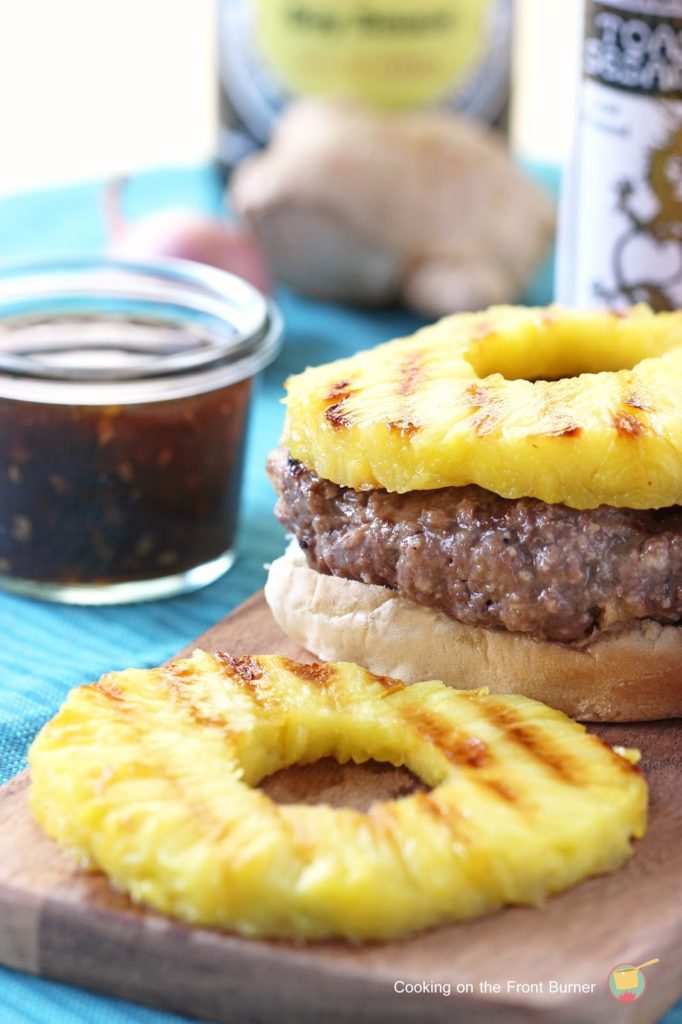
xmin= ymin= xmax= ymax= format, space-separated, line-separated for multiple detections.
xmin=217 ymin=0 xmax=512 ymax=175
xmin=557 ymin=0 xmax=682 ymax=310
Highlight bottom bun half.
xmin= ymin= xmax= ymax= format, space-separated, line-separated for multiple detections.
xmin=265 ymin=542 xmax=682 ymax=722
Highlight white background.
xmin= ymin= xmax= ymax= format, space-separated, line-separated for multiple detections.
xmin=0 ymin=0 xmax=216 ymax=198
xmin=0 ymin=0 xmax=580 ymax=199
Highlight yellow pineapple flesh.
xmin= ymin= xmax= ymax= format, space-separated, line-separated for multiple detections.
xmin=29 ymin=651 xmax=647 ymax=940
xmin=283 ymin=304 xmax=682 ymax=509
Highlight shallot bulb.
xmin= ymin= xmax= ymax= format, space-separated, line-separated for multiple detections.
xmin=104 ymin=179 xmax=271 ymax=294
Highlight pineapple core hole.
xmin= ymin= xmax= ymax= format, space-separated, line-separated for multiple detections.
xmin=465 ymin=320 xmax=652 ymax=383
xmin=259 ymin=757 xmax=429 ymax=812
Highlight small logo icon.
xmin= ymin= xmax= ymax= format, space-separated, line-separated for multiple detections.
xmin=608 ymin=959 xmax=659 ymax=1002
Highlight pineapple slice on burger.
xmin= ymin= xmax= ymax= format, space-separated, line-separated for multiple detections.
xmin=266 ymin=305 xmax=682 ymax=722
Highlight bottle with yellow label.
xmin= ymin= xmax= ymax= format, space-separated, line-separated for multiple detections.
xmin=217 ymin=0 xmax=512 ymax=170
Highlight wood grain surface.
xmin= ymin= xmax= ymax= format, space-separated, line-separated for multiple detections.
xmin=0 ymin=590 xmax=681 ymax=1024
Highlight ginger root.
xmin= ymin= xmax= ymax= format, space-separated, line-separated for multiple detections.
xmin=231 ymin=100 xmax=554 ymax=315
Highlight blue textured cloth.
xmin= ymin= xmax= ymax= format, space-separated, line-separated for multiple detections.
xmin=0 ymin=166 xmax=678 ymax=1024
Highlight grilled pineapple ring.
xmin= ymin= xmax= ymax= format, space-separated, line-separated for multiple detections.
xmin=283 ymin=304 xmax=682 ymax=509
xmin=29 ymin=651 xmax=647 ymax=941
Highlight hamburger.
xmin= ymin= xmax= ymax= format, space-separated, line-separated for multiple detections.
xmin=265 ymin=305 xmax=682 ymax=722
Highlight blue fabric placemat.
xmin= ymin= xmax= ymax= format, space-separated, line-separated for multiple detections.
xmin=0 ymin=165 xmax=678 ymax=1024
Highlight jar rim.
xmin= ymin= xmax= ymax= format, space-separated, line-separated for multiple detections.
xmin=0 ymin=256 xmax=283 ymax=405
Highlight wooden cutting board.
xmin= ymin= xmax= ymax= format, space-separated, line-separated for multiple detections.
xmin=1 ymin=591 xmax=681 ymax=1024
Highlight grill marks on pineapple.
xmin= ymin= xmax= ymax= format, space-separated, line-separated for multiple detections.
xmin=613 ymin=408 xmax=646 ymax=438
xmin=386 ymin=418 xmax=420 ymax=438
xmin=482 ymin=778 xmax=518 ymax=803
xmin=278 ymin=657 xmax=338 ymax=688
xmin=518 ymin=383 xmax=650 ymax=442
xmin=397 ymin=353 xmax=424 ymax=397
xmin=216 ymin=652 xmax=264 ymax=682
xmin=609 ymin=378 xmax=648 ymax=438
xmin=466 ymin=383 xmax=505 ymax=436
xmin=325 ymin=402 xmax=353 ymax=430
xmin=324 ymin=379 xmax=355 ymax=430
xmin=215 ymin=652 xmax=270 ymax=708
xmin=374 ymin=673 xmax=407 ymax=694
xmin=402 ymin=706 xmax=490 ymax=769
xmin=326 ymin=378 xmax=354 ymax=402
xmin=624 ymin=391 xmax=652 ymax=412
xmin=611 ymin=383 xmax=652 ymax=438
xmin=535 ymin=384 xmax=583 ymax=439
xmin=413 ymin=792 xmax=465 ymax=833
xmin=401 ymin=706 xmax=521 ymax=807
xmin=382 ymin=354 xmax=426 ymax=438
xmin=482 ymin=703 xmax=580 ymax=785
xmin=162 ymin=662 xmax=235 ymax=728
xmin=466 ymin=383 xmax=490 ymax=408
xmin=383 ymin=359 xmax=419 ymax=434
xmin=537 ymin=404 xmax=582 ymax=439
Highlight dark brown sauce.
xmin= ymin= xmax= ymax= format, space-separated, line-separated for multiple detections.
xmin=0 ymin=379 xmax=252 ymax=585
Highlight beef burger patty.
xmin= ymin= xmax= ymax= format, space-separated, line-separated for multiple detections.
xmin=268 ymin=449 xmax=682 ymax=645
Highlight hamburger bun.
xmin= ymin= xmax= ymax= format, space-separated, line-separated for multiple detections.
xmin=265 ymin=541 xmax=682 ymax=723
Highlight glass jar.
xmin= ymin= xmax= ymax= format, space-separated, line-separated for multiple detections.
xmin=0 ymin=258 xmax=282 ymax=604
